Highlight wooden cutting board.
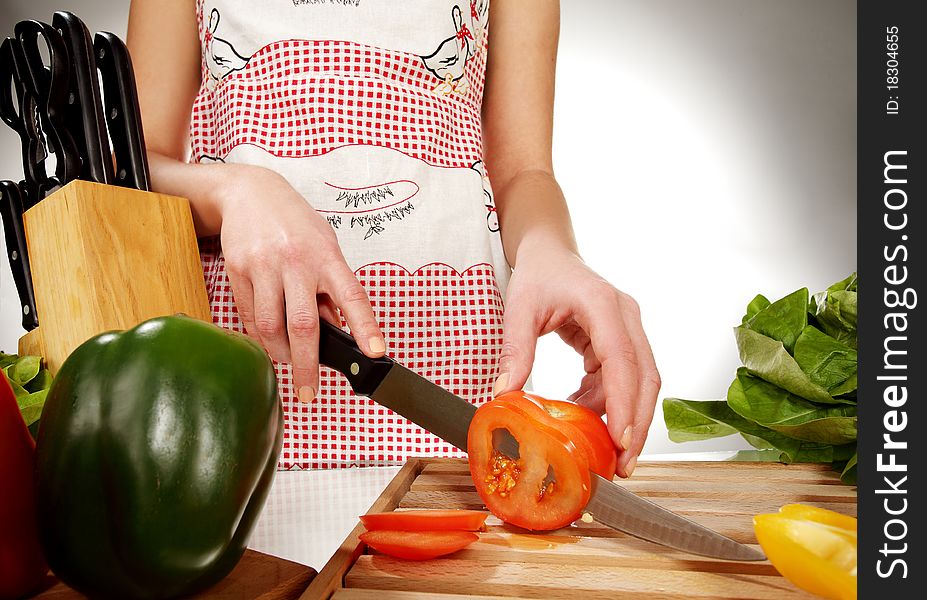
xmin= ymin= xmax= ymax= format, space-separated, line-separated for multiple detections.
xmin=302 ymin=458 xmax=857 ymax=600
xmin=31 ymin=549 xmax=316 ymax=599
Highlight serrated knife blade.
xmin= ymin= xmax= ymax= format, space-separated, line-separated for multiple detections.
xmin=318 ymin=321 xmax=765 ymax=561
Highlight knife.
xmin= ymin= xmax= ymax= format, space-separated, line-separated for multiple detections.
xmin=53 ymin=11 xmax=114 ymax=185
xmin=93 ymin=31 xmax=151 ymax=192
xmin=318 ymin=320 xmax=765 ymax=561
xmin=0 ymin=180 xmax=39 ymax=331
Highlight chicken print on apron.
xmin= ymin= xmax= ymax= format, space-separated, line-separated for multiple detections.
xmin=191 ymin=0 xmax=507 ymax=469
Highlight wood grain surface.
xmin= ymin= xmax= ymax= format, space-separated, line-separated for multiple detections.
xmin=31 ymin=549 xmax=316 ymax=599
xmin=20 ymin=180 xmax=211 ymax=373
xmin=306 ymin=458 xmax=857 ymax=600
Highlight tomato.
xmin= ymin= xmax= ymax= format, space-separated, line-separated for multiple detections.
xmin=359 ymin=510 xmax=488 ymax=532
xmin=523 ymin=394 xmax=618 ymax=477
xmin=467 ymin=395 xmax=592 ymax=531
xmin=359 ymin=530 xmax=478 ymax=560
xmin=753 ymin=505 xmax=857 ymax=600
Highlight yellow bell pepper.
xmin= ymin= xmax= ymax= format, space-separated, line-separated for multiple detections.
xmin=754 ymin=504 xmax=857 ymax=600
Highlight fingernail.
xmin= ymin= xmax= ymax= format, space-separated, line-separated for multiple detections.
xmin=620 ymin=425 xmax=633 ymax=450
xmin=493 ymin=372 xmax=509 ymax=397
xmin=624 ymin=456 xmax=638 ymax=478
xmin=368 ymin=336 xmax=386 ymax=355
xmin=298 ymin=386 xmax=316 ymax=403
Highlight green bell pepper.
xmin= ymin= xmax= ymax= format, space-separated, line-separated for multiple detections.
xmin=35 ymin=316 xmax=283 ymax=599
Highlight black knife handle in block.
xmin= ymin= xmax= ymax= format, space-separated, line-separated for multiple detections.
xmin=0 ymin=181 xmax=39 ymax=331
xmin=94 ymin=31 xmax=151 ymax=191
xmin=319 ymin=320 xmax=393 ymax=396
xmin=53 ymin=11 xmax=114 ymax=185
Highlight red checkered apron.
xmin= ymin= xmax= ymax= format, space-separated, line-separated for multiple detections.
xmin=190 ymin=0 xmax=507 ymax=469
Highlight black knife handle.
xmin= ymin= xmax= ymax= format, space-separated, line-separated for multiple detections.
xmin=13 ymin=20 xmax=82 ymax=189
xmin=94 ymin=31 xmax=150 ymax=191
xmin=0 ymin=181 xmax=38 ymax=331
xmin=53 ymin=11 xmax=113 ymax=185
xmin=319 ymin=320 xmax=393 ymax=396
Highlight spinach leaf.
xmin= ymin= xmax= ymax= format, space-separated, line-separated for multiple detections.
xmin=663 ymin=397 xmax=818 ymax=463
xmin=793 ymin=326 xmax=858 ymax=394
xmin=734 ymin=327 xmax=848 ymax=404
xmin=1 ymin=353 xmax=54 ymax=438
xmin=840 ymin=452 xmax=858 ymax=485
xmin=661 ymin=274 xmax=858 ymax=484
xmin=812 ymin=289 xmax=857 ymax=349
xmin=17 ymin=389 xmax=47 ymax=427
xmin=662 ymin=398 xmax=740 ymax=442
xmin=828 ymin=273 xmax=858 ymax=293
xmin=742 ymin=294 xmax=771 ymax=323
xmin=6 ymin=354 xmax=41 ymax=387
xmin=727 ymin=369 xmax=857 ymax=446
xmin=742 ymin=288 xmax=808 ymax=353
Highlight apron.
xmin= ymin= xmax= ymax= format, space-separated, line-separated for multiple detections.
xmin=190 ymin=0 xmax=508 ymax=469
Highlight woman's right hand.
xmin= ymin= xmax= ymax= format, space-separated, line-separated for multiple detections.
xmin=217 ymin=165 xmax=385 ymax=402
xmin=128 ymin=0 xmax=384 ymax=402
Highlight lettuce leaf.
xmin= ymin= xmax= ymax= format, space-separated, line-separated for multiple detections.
xmin=661 ymin=274 xmax=858 ymax=484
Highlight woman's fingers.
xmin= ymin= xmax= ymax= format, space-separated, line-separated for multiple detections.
xmin=283 ymin=270 xmax=321 ymax=403
xmin=316 ymin=293 xmax=341 ymax=326
xmin=249 ymin=268 xmax=292 ymax=364
xmin=226 ymin=266 xmax=256 ymax=339
xmin=618 ymin=301 xmax=661 ymax=470
xmin=575 ymin=291 xmax=641 ymax=470
xmin=495 ymin=290 xmax=540 ymax=396
xmin=325 ymin=265 xmax=385 ymax=357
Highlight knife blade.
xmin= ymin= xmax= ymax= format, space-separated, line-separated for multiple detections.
xmin=317 ymin=320 xmax=765 ymax=561
xmin=93 ymin=31 xmax=150 ymax=191
xmin=53 ymin=11 xmax=114 ymax=185
xmin=0 ymin=180 xmax=38 ymax=331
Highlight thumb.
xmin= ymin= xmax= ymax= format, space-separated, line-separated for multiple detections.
xmin=494 ymin=298 xmax=539 ymax=397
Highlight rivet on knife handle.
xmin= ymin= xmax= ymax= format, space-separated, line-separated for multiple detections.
xmin=94 ymin=31 xmax=151 ymax=192
xmin=318 ymin=320 xmax=393 ymax=396
xmin=0 ymin=181 xmax=38 ymax=331
xmin=53 ymin=11 xmax=114 ymax=185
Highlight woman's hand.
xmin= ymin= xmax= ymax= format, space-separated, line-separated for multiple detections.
xmin=216 ymin=166 xmax=385 ymax=402
xmin=493 ymin=242 xmax=660 ymax=478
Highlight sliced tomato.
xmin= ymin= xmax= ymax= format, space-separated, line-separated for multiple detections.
xmin=467 ymin=397 xmax=591 ymax=531
xmin=359 ymin=510 xmax=489 ymax=532
xmin=359 ymin=530 xmax=478 ymax=560
xmin=753 ymin=505 xmax=857 ymax=600
xmin=521 ymin=393 xmax=618 ymax=478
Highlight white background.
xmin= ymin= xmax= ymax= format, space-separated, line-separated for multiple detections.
xmin=0 ymin=0 xmax=856 ymax=456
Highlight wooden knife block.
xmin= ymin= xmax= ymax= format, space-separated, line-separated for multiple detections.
xmin=17 ymin=180 xmax=211 ymax=374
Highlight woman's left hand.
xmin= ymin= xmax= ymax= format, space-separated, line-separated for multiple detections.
xmin=493 ymin=243 xmax=660 ymax=478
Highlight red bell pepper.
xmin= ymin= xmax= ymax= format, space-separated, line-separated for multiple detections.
xmin=1 ymin=374 xmax=47 ymax=599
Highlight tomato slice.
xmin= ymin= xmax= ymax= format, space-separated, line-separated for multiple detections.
xmin=522 ymin=394 xmax=618 ymax=478
xmin=753 ymin=505 xmax=857 ymax=600
xmin=359 ymin=510 xmax=489 ymax=532
xmin=359 ymin=530 xmax=478 ymax=560
xmin=467 ymin=398 xmax=591 ymax=531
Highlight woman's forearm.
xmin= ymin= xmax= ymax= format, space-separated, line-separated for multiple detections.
xmin=149 ymin=153 xmax=281 ymax=237
xmin=495 ymin=168 xmax=578 ymax=267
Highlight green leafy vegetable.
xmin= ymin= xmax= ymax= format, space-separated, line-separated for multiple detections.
xmin=792 ymin=326 xmax=857 ymax=393
xmin=743 ymin=294 xmax=771 ymax=323
xmin=742 ymin=288 xmax=808 ymax=353
xmin=663 ymin=274 xmax=858 ymax=484
xmin=727 ymin=369 xmax=857 ymax=446
xmin=734 ymin=327 xmax=840 ymax=404
xmin=0 ymin=351 xmax=54 ymax=437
